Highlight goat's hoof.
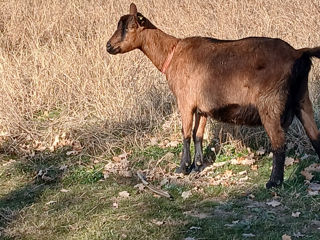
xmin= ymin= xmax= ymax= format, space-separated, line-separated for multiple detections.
xmin=192 ymin=160 xmax=206 ymax=172
xmin=175 ymin=167 xmax=188 ymax=175
xmin=189 ymin=168 xmax=200 ymax=175
xmin=266 ymin=180 xmax=282 ymax=189
xmin=192 ymin=165 xmax=202 ymax=173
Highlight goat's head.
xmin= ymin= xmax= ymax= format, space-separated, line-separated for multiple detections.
xmin=107 ymin=3 xmax=155 ymax=55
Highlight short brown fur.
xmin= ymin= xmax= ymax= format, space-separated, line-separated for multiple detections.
xmin=107 ymin=3 xmax=320 ymax=188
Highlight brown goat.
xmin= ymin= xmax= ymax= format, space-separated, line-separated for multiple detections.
xmin=107 ymin=3 xmax=320 ymax=188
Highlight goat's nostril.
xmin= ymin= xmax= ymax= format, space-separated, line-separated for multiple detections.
xmin=107 ymin=42 xmax=112 ymax=50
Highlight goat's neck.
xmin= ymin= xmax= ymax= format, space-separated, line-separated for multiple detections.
xmin=140 ymin=29 xmax=179 ymax=72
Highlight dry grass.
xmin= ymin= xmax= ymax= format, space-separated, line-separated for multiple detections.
xmin=0 ymin=0 xmax=320 ymax=155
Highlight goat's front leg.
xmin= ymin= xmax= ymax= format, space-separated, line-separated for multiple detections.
xmin=192 ymin=112 xmax=207 ymax=172
xmin=176 ymin=108 xmax=194 ymax=174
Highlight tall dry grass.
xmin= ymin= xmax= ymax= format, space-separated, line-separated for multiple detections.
xmin=0 ymin=0 xmax=320 ymax=155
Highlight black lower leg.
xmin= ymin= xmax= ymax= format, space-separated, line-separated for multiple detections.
xmin=176 ymin=137 xmax=191 ymax=174
xmin=266 ymin=147 xmax=286 ymax=189
xmin=193 ymin=137 xmax=204 ymax=171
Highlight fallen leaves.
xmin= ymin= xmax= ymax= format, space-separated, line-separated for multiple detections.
xmin=189 ymin=226 xmax=201 ymax=230
xmin=266 ymin=200 xmax=281 ymax=208
xmin=149 ymin=137 xmax=158 ymax=146
xmin=291 ymin=212 xmax=301 ymax=218
xmin=301 ymin=170 xmax=314 ymax=181
xmin=181 ymin=190 xmax=192 ymax=200
xmin=292 ymin=232 xmax=305 ymax=238
xmin=309 ymin=182 xmax=320 ymax=191
xmin=35 ymin=168 xmax=56 ymax=182
xmin=239 ymin=176 xmax=249 ymax=182
xmin=50 ymin=133 xmax=82 ymax=153
xmin=230 ymin=156 xmax=255 ymax=166
xmin=284 ymin=157 xmax=295 ymax=167
xmin=224 ymin=220 xmax=240 ymax=227
xmin=301 ymin=163 xmax=320 ymax=196
xmin=248 ymin=194 xmax=255 ymax=200
xmin=223 ymin=170 xmax=233 ymax=178
xmin=256 ymin=147 xmax=266 ymax=156
xmin=183 ymin=210 xmax=211 ymax=219
xmin=151 ymin=219 xmax=165 ymax=226
xmin=242 ymin=233 xmax=255 ymax=238
xmin=15 ymin=132 xmax=84 ymax=157
xmin=305 ymin=163 xmax=320 ymax=172
xmin=133 ymin=183 xmax=145 ymax=191
xmin=149 ymin=135 xmax=181 ymax=149
xmin=301 ymin=163 xmax=320 ymax=182
xmin=212 ymin=162 xmax=227 ymax=168
xmin=207 ymin=170 xmax=236 ymax=186
xmin=2 ymin=159 xmax=16 ymax=167
xmin=308 ymin=183 xmax=320 ymax=196
xmin=160 ymin=178 xmax=169 ymax=186
xmin=282 ymin=234 xmax=292 ymax=240
xmin=251 ymin=165 xmax=258 ymax=171
xmin=112 ymin=152 xmax=128 ymax=162
xmin=103 ymin=152 xmax=132 ymax=179
xmin=45 ymin=200 xmax=57 ymax=205
xmin=166 ymin=140 xmax=179 ymax=148
xmin=118 ymin=191 xmax=130 ymax=198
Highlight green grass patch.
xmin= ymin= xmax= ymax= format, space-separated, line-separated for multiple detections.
xmin=1 ymin=144 xmax=320 ymax=239
xmin=65 ymin=166 xmax=104 ymax=184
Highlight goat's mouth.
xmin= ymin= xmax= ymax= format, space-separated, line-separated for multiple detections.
xmin=107 ymin=45 xmax=121 ymax=55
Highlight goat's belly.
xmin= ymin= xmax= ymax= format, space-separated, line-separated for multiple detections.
xmin=210 ymin=104 xmax=262 ymax=126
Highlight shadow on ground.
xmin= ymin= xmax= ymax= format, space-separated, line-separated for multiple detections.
xmin=0 ymin=150 xmax=67 ymax=238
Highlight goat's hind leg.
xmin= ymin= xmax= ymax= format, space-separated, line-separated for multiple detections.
xmin=191 ymin=112 xmax=207 ymax=172
xmin=296 ymin=92 xmax=320 ymax=158
xmin=260 ymin=109 xmax=286 ymax=188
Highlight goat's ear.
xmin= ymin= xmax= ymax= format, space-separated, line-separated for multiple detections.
xmin=137 ymin=12 xmax=146 ymax=26
xmin=130 ymin=3 xmax=137 ymax=16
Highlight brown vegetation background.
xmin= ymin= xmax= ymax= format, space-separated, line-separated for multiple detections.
xmin=0 ymin=0 xmax=320 ymax=155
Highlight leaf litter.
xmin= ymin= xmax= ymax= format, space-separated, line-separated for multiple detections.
xmin=291 ymin=212 xmax=301 ymax=218
xmin=104 ymin=152 xmax=132 ymax=179
xmin=300 ymin=163 xmax=320 ymax=195
xmin=282 ymin=234 xmax=292 ymax=240
xmin=138 ymin=153 xmax=255 ymax=196
xmin=118 ymin=191 xmax=130 ymax=198
xmin=266 ymin=200 xmax=281 ymax=207
xmin=181 ymin=190 xmax=192 ymax=200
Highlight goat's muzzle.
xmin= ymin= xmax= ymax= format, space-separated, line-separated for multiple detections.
xmin=106 ymin=41 xmax=120 ymax=55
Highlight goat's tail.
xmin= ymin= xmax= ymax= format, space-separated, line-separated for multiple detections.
xmin=298 ymin=46 xmax=320 ymax=58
